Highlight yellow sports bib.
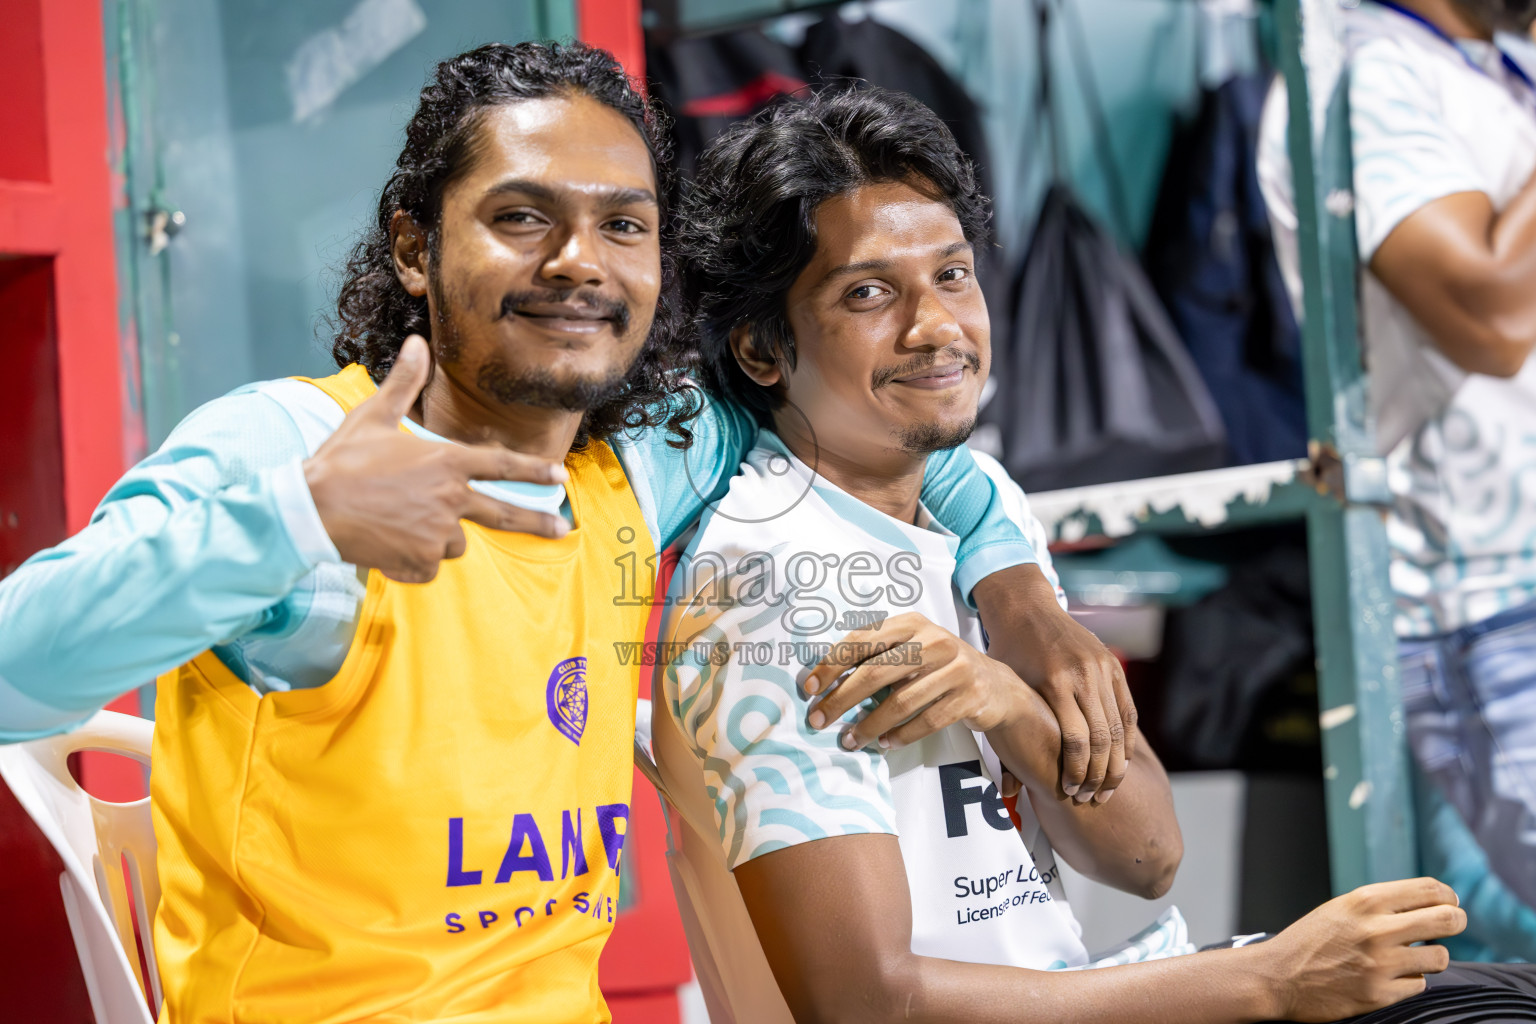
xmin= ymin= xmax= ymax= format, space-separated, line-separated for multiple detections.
xmin=151 ymin=364 xmax=652 ymax=1023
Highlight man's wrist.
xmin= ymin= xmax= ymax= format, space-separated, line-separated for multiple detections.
xmin=1225 ymin=941 xmax=1290 ymax=1022
xmin=984 ymin=668 xmax=1063 ymax=793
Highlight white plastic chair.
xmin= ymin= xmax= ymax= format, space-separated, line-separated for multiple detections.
xmin=0 ymin=710 xmax=159 ymax=1024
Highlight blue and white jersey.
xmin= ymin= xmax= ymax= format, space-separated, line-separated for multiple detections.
xmin=662 ymin=431 xmax=1191 ymax=973
xmin=1258 ymin=1 xmax=1536 ymax=637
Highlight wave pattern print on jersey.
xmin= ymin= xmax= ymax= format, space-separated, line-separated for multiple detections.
xmin=666 ymin=556 xmax=899 ymax=867
xmin=662 ymin=430 xmax=1093 ymax=972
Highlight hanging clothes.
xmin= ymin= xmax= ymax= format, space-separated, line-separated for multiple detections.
xmin=985 ymin=186 xmax=1227 ymax=490
xmin=645 ymin=30 xmax=808 ymax=181
xmin=1143 ymin=72 xmax=1308 ymax=467
xmin=797 ymin=12 xmax=998 ymax=205
xmin=982 ymin=0 xmax=1225 ymax=490
xmin=1155 ymin=526 xmax=1318 ymax=771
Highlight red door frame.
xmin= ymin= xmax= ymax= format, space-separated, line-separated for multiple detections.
xmin=0 ymin=0 xmax=134 ymax=1017
xmin=3 ymin=0 xmax=142 ymax=807
xmin=0 ymin=0 xmax=128 ymax=534
xmin=0 ymin=0 xmax=139 ymax=769
xmin=577 ymin=0 xmax=647 ymax=83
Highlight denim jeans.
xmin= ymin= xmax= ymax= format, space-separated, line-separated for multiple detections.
xmin=1403 ymin=600 xmax=1536 ymax=912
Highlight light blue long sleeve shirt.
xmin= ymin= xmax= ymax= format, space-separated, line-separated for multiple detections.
xmin=0 ymin=374 xmax=1036 ymax=742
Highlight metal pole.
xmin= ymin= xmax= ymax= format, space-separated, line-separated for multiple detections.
xmin=1275 ymin=0 xmax=1416 ymax=893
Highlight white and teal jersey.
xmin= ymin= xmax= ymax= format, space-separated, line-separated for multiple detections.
xmin=662 ymin=431 xmax=1191 ymax=972
xmin=1258 ymin=2 xmax=1536 ymax=637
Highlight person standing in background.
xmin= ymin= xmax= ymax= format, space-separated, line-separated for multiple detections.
xmin=1258 ymin=0 xmax=1536 ymax=951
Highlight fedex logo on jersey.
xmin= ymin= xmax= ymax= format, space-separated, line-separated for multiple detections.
xmin=939 ymin=760 xmax=1014 ymax=838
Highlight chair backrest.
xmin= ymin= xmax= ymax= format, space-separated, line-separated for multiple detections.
xmin=0 ymin=711 xmax=159 ymax=1024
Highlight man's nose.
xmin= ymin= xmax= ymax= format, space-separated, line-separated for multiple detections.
xmin=539 ymin=225 xmax=607 ymax=289
xmin=900 ymin=288 xmax=964 ymax=350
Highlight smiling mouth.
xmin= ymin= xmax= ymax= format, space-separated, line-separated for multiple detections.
xmin=511 ymin=307 xmax=615 ymax=335
xmin=877 ymin=350 xmax=981 ymax=390
xmin=894 ymin=363 xmax=966 ymax=383
xmin=501 ymin=290 xmax=631 ymax=336
xmin=887 ymin=362 xmax=976 ymax=391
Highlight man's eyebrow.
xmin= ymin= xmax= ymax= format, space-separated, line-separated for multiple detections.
xmin=820 ymin=240 xmax=974 ymax=283
xmin=483 ymin=178 xmax=657 ymax=207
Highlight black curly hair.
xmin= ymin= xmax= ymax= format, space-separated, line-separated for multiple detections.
xmin=330 ymin=41 xmax=699 ymax=448
xmin=675 ymin=84 xmax=991 ymax=425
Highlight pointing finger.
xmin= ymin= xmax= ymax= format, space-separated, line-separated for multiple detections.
xmin=451 ymin=444 xmax=569 ymax=486
xmin=461 ymin=490 xmax=570 ymax=539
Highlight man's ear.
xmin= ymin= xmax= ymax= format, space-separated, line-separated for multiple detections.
xmin=730 ymin=324 xmax=783 ymax=388
xmin=391 ymin=210 xmax=430 ymax=298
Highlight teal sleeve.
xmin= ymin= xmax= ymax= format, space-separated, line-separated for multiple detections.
xmin=612 ymin=391 xmax=1039 ymax=598
xmin=608 ymin=388 xmax=761 ymax=551
xmin=0 ymin=391 xmax=324 ymax=741
xmin=919 ymin=445 xmax=1040 ymax=607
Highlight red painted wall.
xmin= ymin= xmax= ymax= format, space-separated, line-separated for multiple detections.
xmin=578 ymin=0 xmax=647 ymax=83
xmin=0 ymin=0 xmax=134 ymax=1018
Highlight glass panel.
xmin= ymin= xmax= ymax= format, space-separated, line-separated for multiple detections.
xmin=108 ymin=0 xmax=577 ymax=446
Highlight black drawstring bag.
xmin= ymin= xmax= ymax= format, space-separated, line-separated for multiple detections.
xmin=986 ymin=185 xmax=1227 ymax=491
xmin=983 ymin=0 xmax=1225 ymax=491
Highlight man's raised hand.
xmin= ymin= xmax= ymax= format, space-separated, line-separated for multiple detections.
xmin=303 ymin=336 xmax=570 ymax=583
xmin=972 ymin=565 xmax=1136 ymax=805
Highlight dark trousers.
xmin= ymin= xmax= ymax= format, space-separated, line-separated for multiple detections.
xmin=1329 ymin=962 xmax=1536 ymax=1023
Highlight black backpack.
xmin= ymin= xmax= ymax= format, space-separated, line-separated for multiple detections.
xmin=986 ymin=186 xmax=1226 ymax=490
xmin=983 ymin=0 xmax=1225 ymax=490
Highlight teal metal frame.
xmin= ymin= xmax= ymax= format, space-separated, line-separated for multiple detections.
xmin=1277 ymin=0 xmax=1416 ymax=893
xmin=1031 ymin=0 xmax=1416 ymax=896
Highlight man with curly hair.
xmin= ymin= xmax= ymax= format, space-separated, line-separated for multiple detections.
xmin=659 ymin=83 xmax=1536 ymax=1024
xmin=0 ymin=41 xmax=1129 ymax=1023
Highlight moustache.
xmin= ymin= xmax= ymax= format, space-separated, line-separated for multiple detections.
xmin=871 ymin=349 xmax=983 ymax=390
xmin=499 ymin=288 xmax=632 ymax=335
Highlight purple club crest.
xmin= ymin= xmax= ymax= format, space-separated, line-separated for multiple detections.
xmin=546 ymin=656 xmax=588 ymax=746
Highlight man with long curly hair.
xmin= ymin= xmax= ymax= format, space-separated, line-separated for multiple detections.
xmin=0 ymin=41 xmax=1131 ymax=1022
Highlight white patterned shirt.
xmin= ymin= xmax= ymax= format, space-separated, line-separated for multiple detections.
xmin=1258 ymin=2 xmax=1536 ymax=636
xmin=662 ymin=431 xmax=1191 ymax=971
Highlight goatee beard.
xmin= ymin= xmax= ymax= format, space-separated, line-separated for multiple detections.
xmin=897 ymin=415 xmax=978 ymax=455
xmin=474 ymin=357 xmax=629 ymax=412
xmin=428 ymin=278 xmax=632 ymax=412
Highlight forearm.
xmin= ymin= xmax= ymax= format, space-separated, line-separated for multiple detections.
xmin=885 ymin=944 xmax=1276 ymax=1024
xmin=741 ymin=835 xmax=1276 ymax=1024
xmin=1014 ymin=725 xmax=1181 ymax=899
xmin=0 ymin=464 xmax=319 ymax=739
xmin=1372 ymin=176 xmax=1536 ymax=377
xmin=1462 ymin=173 xmax=1536 ymax=367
